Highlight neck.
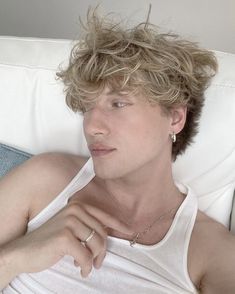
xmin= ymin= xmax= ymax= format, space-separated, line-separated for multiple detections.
xmin=101 ymin=157 xmax=183 ymax=223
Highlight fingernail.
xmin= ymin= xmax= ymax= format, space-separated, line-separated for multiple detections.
xmin=74 ymin=260 xmax=80 ymax=267
xmin=81 ymin=270 xmax=88 ymax=278
xmin=81 ymin=266 xmax=92 ymax=278
xmin=94 ymin=262 xmax=101 ymax=269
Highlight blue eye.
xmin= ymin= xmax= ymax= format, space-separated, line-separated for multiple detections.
xmin=112 ymin=101 xmax=127 ymax=108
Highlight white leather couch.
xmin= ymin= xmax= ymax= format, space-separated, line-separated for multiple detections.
xmin=0 ymin=36 xmax=235 ymax=232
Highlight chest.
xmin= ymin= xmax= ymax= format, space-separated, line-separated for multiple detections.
xmin=11 ymin=243 xmax=198 ymax=294
xmin=29 ymin=176 xmax=202 ymax=291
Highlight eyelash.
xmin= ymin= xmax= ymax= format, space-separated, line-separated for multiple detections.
xmin=112 ymin=101 xmax=128 ymax=108
xmin=82 ymin=100 xmax=131 ymax=113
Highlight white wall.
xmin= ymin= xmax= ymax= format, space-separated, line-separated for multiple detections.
xmin=0 ymin=0 xmax=234 ymax=53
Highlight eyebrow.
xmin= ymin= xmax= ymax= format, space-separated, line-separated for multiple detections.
xmin=106 ymin=89 xmax=129 ymax=96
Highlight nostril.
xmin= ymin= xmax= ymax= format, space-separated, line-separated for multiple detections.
xmin=94 ymin=131 xmax=104 ymax=136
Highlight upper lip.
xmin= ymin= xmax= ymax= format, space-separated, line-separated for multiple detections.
xmin=88 ymin=143 xmax=116 ymax=151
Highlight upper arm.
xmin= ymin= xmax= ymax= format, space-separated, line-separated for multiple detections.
xmin=0 ymin=155 xmax=36 ymax=246
xmin=0 ymin=152 xmax=86 ymax=248
xmin=200 ymin=230 xmax=235 ymax=293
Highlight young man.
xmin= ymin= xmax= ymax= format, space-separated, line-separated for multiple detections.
xmin=0 ymin=9 xmax=235 ymax=294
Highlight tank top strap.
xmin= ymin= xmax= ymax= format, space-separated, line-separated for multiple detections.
xmin=27 ymin=157 xmax=95 ymax=232
xmin=170 ymin=183 xmax=198 ymax=245
xmin=66 ymin=157 xmax=95 ymax=197
xmin=155 ymin=183 xmax=198 ymax=290
xmin=162 ymin=183 xmax=198 ymax=250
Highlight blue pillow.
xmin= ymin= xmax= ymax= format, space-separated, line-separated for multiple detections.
xmin=0 ymin=143 xmax=32 ymax=177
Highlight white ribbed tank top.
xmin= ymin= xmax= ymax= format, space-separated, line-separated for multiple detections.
xmin=3 ymin=157 xmax=199 ymax=294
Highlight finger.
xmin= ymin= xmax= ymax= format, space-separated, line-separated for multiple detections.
xmin=93 ymin=250 xmax=106 ymax=269
xmin=77 ymin=207 xmax=108 ymax=239
xmin=76 ymin=243 xmax=93 ymax=278
xmin=83 ymin=229 xmax=107 ymax=269
xmin=65 ymin=203 xmax=108 ymax=239
xmin=73 ymin=244 xmax=93 ymax=277
xmin=82 ymin=203 xmax=133 ymax=235
xmin=67 ymin=217 xmax=106 ymax=260
xmin=61 ymin=229 xmax=93 ymax=277
xmin=74 ymin=260 xmax=80 ymax=267
xmin=64 ymin=203 xmax=109 ymax=267
xmin=81 ymin=263 xmax=93 ymax=278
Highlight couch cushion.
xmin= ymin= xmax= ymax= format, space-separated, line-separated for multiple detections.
xmin=0 ymin=143 xmax=32 ymax=177
xmin=0 ymin=36 xmax=88 ymax=156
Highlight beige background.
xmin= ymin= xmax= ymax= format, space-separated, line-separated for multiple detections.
xmin=0 ymin=0 xmax=234 ymax=53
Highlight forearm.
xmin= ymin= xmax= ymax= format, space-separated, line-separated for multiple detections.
xmin=0 ymin=246 xmax=19 ymax=290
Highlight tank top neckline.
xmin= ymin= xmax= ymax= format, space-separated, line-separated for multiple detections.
xmin=107 ymin=185 xmax=195 ymax=250
xmin=27 ymin=157 xmax=197 ymax=252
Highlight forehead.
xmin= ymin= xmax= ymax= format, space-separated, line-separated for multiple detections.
xmin=103 ymin=89 xmax=135 ymax=100
xmin=82 ymin=85 xmax=168 ymax=118
xmin=88 ymin=86 xmax=145 ymax=102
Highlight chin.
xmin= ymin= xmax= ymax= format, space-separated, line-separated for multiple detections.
xmin=92 ymin=161 xmax=124 ymax=180
xmin=93 ymin=167 xmax=122 ymax=180
xmin=91 ymin=153 xmax=146 ymax=180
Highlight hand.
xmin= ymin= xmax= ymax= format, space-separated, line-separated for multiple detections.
xmin=8 ymin=200 xmax=133 ymax=278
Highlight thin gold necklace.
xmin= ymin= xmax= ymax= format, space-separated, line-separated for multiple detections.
xmin=128 ymin=206 xmax=178 ymax=246
xmin=105 ymin=191 xmax=179 ymax=247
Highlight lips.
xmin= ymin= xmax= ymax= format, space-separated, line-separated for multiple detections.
xmin=88 ymin=143 xmax=116 ymax=157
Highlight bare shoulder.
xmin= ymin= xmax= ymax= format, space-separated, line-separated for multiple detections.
xmin=27 ymin=151 xmax=88 ymax=178
xmin=0 ymin=151 xmax=88 ymax=247
xmin=0 ymin=152 xmax=88 ymax=225
xmin=24 ymin=152 xmax=89 ymax=219
xmin=1 ymin=151 xmax=88 ymax=194
xmin=28 ymin=151 xmax=88 ymax=188
xmin=191 ymin=211 xmax=235 ymax=293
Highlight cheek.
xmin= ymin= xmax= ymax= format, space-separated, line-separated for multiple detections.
xmin=133 ymin=117 xmax=170 ymax=151
xmin=116 ymin=119 xmax=158 ymax=152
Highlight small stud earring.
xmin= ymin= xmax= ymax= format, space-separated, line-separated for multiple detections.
xmin=171 ymin=132 xmax=176 ymax=143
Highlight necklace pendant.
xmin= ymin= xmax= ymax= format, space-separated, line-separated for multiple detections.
xmin=130 ymin=233 xmax=140 ymax=247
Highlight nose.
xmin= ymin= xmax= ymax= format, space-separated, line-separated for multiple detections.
xmin=83 ymin=107 xmax=110 ymax=138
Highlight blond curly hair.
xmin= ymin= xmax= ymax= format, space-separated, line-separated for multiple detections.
xmin=57 ymin=9 xmax=217 ymax=160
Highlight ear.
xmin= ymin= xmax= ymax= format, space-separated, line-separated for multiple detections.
xmin=169 ymin=106 xmax=187 ymax=134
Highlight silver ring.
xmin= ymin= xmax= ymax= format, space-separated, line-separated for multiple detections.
xmin=81 ymin=229 xmax=96 ymax=247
